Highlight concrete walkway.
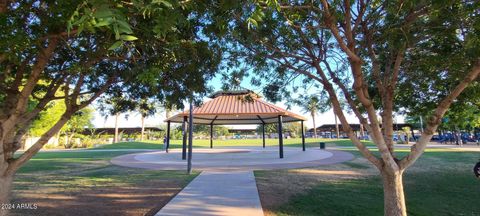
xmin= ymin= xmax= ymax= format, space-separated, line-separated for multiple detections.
xmin=155 ymin=171 xmax=264 ymax=216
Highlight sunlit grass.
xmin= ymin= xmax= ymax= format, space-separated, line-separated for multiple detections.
xmin=255 ymin=147 xmax=480 ymax=216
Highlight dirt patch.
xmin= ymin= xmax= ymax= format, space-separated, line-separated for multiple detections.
xmin=11 ymin=179 xmax=183 ymax=216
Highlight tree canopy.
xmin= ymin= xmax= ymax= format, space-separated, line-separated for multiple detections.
xmin=29 ymin=101 xmax=93 ymax=138
xmin=0 ymin=0 xmax=222 ymax=207
xmin=394 ymin=2 xmax=480 ymax=131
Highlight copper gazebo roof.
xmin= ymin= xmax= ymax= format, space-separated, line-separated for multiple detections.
xmin=165 ymin=90 xmax=307 ymax=125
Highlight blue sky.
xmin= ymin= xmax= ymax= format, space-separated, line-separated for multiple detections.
xmin=91 ymin=73 xmax=377 ymax=129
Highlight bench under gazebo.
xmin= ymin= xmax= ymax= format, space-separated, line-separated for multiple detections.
xmin=164 ymin=89 xmax=307 ymax=158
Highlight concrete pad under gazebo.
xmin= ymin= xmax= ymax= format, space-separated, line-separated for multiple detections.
xmin=164 ymin=89 xmax=308 ymax=159
xmin=110 ymin=147 xmax=355 ymax=171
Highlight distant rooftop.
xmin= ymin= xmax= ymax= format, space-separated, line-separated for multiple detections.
xmin=81 ymin=127 xmax=163 ymax=135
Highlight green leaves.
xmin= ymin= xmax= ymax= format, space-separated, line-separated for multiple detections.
xmin=108 ymin=41 xmax=123 ymax=50
xmin=116 ymin=19 xmax=133 ymax=34
xmin=397 ymin=1 xmax=480 ymax=123
xmin=247 ymin=9 xmax=265 ymax=30
xmin=152 ymin=0 xmax=173 ymax=9
xmin=108 ymin=35 xmax=138 ymax=50
xmin=68 ymin=1 xmax=139 ymax=50
xmin=247 ymin=17 xmax=258 ymax=30
xmin=94 ymin=7 xmax=114 ymax=19
xmin=120 ymin=35 xmax=138 ymax=41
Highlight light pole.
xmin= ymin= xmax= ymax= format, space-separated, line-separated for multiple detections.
xmin=187 ymin=99 xmax=194 ymax=174
xmin=420 ymin=116 xmax=424 ymax=133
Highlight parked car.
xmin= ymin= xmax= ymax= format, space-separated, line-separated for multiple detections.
xmin=430 ymin=135 xmax=440 ymax=141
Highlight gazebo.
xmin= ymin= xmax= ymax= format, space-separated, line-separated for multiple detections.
xmin=164 ymin=89 xmax=307 ymax=158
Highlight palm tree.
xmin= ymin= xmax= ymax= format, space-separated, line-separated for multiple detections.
xmin=114 ymin=112 xmax=120 ymax=143
xmin=98 ymin=97 xmax=134 ymax=143
xmin=299 ymin=96 xmax=328 ymax=138
xmin=138 ymin=100 xmax=156 ymax=141
xmin=334 ymin=109 xmax=340 ymax=139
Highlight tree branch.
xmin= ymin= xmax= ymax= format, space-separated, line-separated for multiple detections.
xmin=0 ymin=0 xmax=11 ymax=13
xmin=1 ymin=38 xmax=59 ymax=144
xmin=342 ymin=0 xmax=355 ymax=51
xmin=352 ymin=0 xmax=366 ymax=31
xmin=6 ymin=75 xmax=117 ymax=174
xmin=312 ymin=61 xmax=382 ymax=168
xmin=320 ymin=0 xmax=361 ymax=62
xmin=400 ymin=59 xmax=480 ymax=169
xmin=322 ymin=60 xmax=372 ymax=132
xmin=7 ymin=112 xmax=73 ymax=174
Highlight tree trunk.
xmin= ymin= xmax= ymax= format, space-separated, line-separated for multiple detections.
xmin=381 ymin=170 xmax=407 ymax=216
xmin=0 ymin=1 xmax=8 ymax=14
xmin=455 ymin=126 xmax=461 ymax=146
xmin=360 ymin=123 xmax=365 ymax=138
xmin=54 ymin=132 xmax=60 ymax=147
xmin=140 ymin=115 xmax=145 ymax=141
xmin=334 ymin=111 xmax=340 ymax=139
xmin=0 ymin=174 xmax=14 ymax=216
xmin=114 ymin=113 xmax=119 ymax=143
xmin=312 ymin=113 xmax=317 ymax=138
xmin=405 ymin=132 xmax=410 ymax=145
xmin=166 ymin=109 xmax=172 ymax=119
xmin=68 ymin=133 xmax=75 ymax=148
xmin=63 ymin=133 xmax=69 ymax=148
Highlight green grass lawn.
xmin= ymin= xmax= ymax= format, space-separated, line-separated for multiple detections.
xmin=17 ymin=151 xmax=131 ymax=173
xmin=93 ymin=141 xmax=166 ymax=149
xmin=16 ymin=150 xmax=198 ymax=185
xmin=94 ymin=138 xmax=373 ymax=150
xmin=255 ymin=148 xmax=480 ymax=216
xmin=15 ymin=139 xmax=477 ymax=215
